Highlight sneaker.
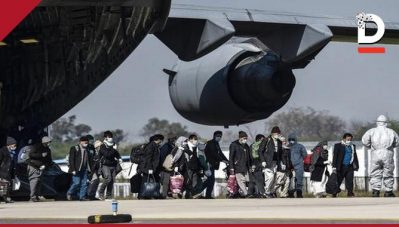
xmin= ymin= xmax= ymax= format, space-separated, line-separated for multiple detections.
xmin=384 ymin=191 xmax=395 ymax=197
xmin=246 ymin=194 xmax=256 ymax=199
xmin=66 ymin=194 xmax=73 ymax=201
xmin=30 ymin=197 xmax=40 ymax=202
xmin=98 ymin=195 xmax=105 ymax=201
xmin=266 ymin=193 xmax=274 ymax=199
xmin=347 ymin=192 xmax=355 ymax=197
xmin=5 ymin=197 xmax=14 ymax=203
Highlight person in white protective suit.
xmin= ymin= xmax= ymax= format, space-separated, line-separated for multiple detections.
xmin=362 ymin=115 xmax=399 ymax=197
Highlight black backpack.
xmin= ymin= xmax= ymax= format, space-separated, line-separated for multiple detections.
xmin=130 ymin=144 xmax=147 ymax=164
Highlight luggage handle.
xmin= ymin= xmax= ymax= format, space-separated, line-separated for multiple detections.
xmin=173 ymin=171 xmax=182 ymax=176
xmin=146 ymin=173 xmax=156 ymax=182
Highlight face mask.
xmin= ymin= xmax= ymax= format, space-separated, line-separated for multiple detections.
xmin=105 ymin=137 xmax=113 ymax=143
xmin=323 ymin=145 xmax=328 ymax=150
xmin=215 ymin=137 xmax=222 ymax=142
xmin=8 ymin=146 xmax=16 ymax=152
xmin=289 ymin=140 xmax=295 ymax=145
xmin=191 ymin=140 xmax=198 ymax=147
xmin=345 ymin=141 xmax=352 ymax=146
xmin=273 ymin=134 xmax=280 ymax=140
xmin=240 ymin=139 xmax=247 ymax=144
xmin=82 ymin=143 xmax=88 ymax=148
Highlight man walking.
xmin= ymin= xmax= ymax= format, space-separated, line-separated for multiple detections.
xmin=332 ymin=133 xmax=359 ymax=197
xmin=67 ymin=136 xmax=93 ymax=201
xmin=27 ymin=136 xmax=53 ymax=202
xmin=288 ymin=133 xmax=307 ymax=198
xmin=0 ymin=137 xmax=18 ymax=203
xmin=229 ymin=131 xmax=250 ymax=197
xmin=260 ymin=126 xmax=283 ymax=198
xmin=204 ymin=131 xmax=228 ymax=199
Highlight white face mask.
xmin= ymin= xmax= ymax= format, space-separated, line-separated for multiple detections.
xmin=105 ymin=137 xmax=113 ymax=143
xmin=289 ymin=140 xmax=295 ymax=145
xmin=81 ymin=143 xmax=88 ymax=148
xmin=323 ymin=145 xmax=328 ymax=150
xmin=240 ymin=139 xmax=247 ymax=144
xmin=345 ymin=141 xmax=352 ymax=146
xmin=191 ymin=140 xmax=198 ymax=147
xmin=215 ymin=137 xmax=222 ymax=142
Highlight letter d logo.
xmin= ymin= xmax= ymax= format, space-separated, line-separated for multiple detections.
xmin=357 ymin=12 xmax=385 ymax=44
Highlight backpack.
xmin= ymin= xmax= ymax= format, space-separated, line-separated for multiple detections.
xmin=303 ymin=153 xmax=312 ymax=172
xmin=130 ymin=144 xmax=146 ymax=164
xmin=17 ymin=145 xmax=33 ymax=164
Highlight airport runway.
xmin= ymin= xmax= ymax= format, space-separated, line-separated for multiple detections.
xmin=0 ymin=198 xmax=398 ymax=224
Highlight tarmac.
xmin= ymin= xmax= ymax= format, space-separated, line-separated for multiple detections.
xmin=1 ymin=197 xmax=399 ymax=224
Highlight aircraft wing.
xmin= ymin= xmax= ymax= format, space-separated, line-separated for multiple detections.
xmin=156 ymin=4 xmax=399 ymax=62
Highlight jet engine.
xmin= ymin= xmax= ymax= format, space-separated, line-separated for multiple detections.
xmin=167 ymin=42 xmax=296 ymax=126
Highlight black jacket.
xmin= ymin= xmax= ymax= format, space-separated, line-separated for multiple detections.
xmin=68 ymin=145 xmax=94 ymax=173
xmin=159 ymin=142 xmax=174 ymax=170
xmin=229 ymin=140 xmax=250 ymax=173
xmin=277 ymin=147 xmax=292 ymax=172
xmin=204 ymin=139 xmax=228 ymax=170
xmin=27 ymin=143 xmax=53 ymax=169
xmin=0 ymin=147 xmax=15 ymax=181
xmin=139 ymin=141 xmax=160 ymax=173
xmin=259 ymin=136 xmax=282 ymax=168
xmin=333 ymin=143 xmax=359 ymax=172
xmin=98 ymin=144 xmax=121 ymax=167
xmin=184 ymin=145 xmax=202 ymax=171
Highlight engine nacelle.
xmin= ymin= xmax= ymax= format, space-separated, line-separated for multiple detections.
xmin=168 ymin=42 xmax=296 ymax=126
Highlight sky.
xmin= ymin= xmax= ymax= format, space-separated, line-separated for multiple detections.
xmin=62 ymin=0 xmax=399 ymax=142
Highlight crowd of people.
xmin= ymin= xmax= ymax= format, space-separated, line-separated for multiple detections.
xmin=0 ymin=114 xmax=398 ymax=203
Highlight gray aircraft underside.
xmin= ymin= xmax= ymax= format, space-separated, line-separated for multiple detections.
xmin=0 ymin=1 xmax=398 ymax=142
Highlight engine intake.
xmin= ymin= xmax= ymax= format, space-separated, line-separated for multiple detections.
xmin=168 ymin=42 xmax=296 ymax=126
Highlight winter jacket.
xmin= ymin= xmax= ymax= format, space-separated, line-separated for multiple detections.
xmin=277 ymin=147 xmax=292 ymax=172
xmin=98 ymin=144 xmax=121 ymax=167
xmin=27 ymin=143 xmax=53 ymax=169
xmin=249 ymin=141 xmax=263 ymax=171
xmin=139 ymin=141 xmax=160 ymax=173
xmin=159 ymin=142 xmax=174 ymax=168
xmin=68 ymin=145 xmax=94 ymax=173
xmin=229 ymin=140 xmax=250 ymax=173
xmin=204 ymin=139 xmax=228 ymax=170
xmin=333 ymin=142 xmax=359 ymax=172
xmin=259 ymin=136 xmax=282 ymax=168
xmin=184 ymin=145 xmax=202 ymax=171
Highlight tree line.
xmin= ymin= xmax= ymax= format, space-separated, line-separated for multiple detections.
xmin=49 ymin=107 xmax=398 ymax=159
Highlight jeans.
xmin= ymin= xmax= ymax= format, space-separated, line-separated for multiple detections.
xmin=67 ymin=168 xmax=88 ymax=199
xmin=205 ymin=167 xmax=216 ymax=198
